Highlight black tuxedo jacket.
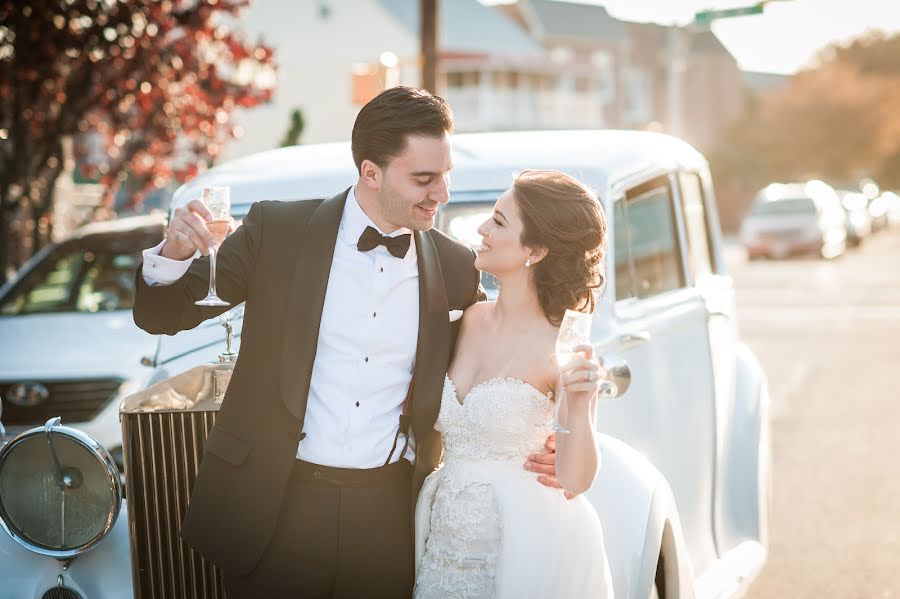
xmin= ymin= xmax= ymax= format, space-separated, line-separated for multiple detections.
xmin=132 ymin=189 xmax=484 ymax=575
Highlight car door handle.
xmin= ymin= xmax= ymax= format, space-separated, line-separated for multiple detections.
xmin=707 ymin=310 xmax=730 ymax=320
xmin=616 ymin=331 xmax=651 ymax=348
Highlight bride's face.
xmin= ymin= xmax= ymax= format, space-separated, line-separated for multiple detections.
xmin=474 ymin=189 xmax=533 ymax=275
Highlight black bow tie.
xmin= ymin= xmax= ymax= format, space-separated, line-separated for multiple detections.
xmin=357 ymin=226 xmax=411 ymax=259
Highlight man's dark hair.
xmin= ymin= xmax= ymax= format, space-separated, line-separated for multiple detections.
xmin=351 ymin=86 xmax=453 ymax=174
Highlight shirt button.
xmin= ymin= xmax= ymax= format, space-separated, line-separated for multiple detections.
xmin=355 ymin=401 xmax=360 ymax=407
xmin=379 ymin=267 xmax=384 ymax=273
xmin=372 ymin=312 xmax=376 ymax=318
xmin=364 ymin=357 xmax=369 ymax=363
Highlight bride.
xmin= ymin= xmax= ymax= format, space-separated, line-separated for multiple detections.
xmin=414 ymin=170 xmax=615 ymax=598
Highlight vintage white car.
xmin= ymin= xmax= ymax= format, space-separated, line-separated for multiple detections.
xmin=0 ymin=130 xmax=770 ymax=599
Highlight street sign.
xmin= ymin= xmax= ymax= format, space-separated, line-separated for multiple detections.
xmin=694 ymin=4 xmax=764 ymax=24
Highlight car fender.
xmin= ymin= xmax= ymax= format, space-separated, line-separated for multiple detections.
xmin=0 ymin=500 xmax=133 ymax=599
xmin=717 ymin=341 xmax=771 ymax=549
xmin=587 ymin=434 xmax=695 ymax=599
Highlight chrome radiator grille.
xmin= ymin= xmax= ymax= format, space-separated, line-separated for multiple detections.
xmin=122 ymin=410 xmax=226 ymax=599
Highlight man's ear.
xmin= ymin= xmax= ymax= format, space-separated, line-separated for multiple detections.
xmin=360 ymin=159 xmax=382 ymax=189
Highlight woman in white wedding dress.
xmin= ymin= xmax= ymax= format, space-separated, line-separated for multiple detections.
xmin=414 ymin=170 xmax=614 ymax=599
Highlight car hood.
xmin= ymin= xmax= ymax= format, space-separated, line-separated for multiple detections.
xmin=0 ymin=311 xmax=157 ymax=380
xmin=154 ymin=314 xmax=244 ymax=368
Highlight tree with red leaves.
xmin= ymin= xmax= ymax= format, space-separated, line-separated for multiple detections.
xmin=0 ymin=0 xmax=277 ymax=284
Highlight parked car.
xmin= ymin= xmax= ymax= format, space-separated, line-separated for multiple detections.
xmin=869 ymin=194 xmax=891 ymax=231
xmin=838 ymin=190 xmax=873 ymax=247
xmin=740 ymin=181 xmax=847 ymax=260
xmin=0 ymin=215 xmax=166 ymax=467
xmin=882 ymin=191 xmax=900 ymax=227
xmin=0 ymin=130 xmax=771 ymax=599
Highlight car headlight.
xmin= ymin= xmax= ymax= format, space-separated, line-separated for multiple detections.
xmin=0 ymin=417 xmax=122 ymax=558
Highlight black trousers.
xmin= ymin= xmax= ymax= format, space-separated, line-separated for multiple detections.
xmin=224 ymin=459 xmax=414 ymax=599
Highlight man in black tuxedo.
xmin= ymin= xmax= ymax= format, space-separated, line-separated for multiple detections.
xmin=133 ymin=87 xmax=560 ymax=598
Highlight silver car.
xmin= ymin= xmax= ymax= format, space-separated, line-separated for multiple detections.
xmin=741 ymin=181 xmax=847 ymax=260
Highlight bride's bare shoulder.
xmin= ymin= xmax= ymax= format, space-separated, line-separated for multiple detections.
xmin=461 ymin=300 xmax=493 ymax=323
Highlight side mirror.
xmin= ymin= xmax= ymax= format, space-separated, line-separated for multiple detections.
xmin=597 ymin=354 xmax=631 ymax=399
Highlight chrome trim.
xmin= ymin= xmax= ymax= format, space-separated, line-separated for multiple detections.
xmin=0 ymin=399 xmax=6 ymax=447
xmin=0 ymin=419 xmax=123 ymax=559
xmin=617 ymin=331 xmax=652 ymax=348
xmin=119 ymin=363 xmax=233 ymax=414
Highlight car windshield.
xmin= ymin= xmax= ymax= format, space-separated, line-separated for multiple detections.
xmin=751 ymin=197 xmax=817 ymax=216
xmin=0 ymin=229 xmax=162 ymax=316
xmin=436 ymin=192 xmax=500 ymax=297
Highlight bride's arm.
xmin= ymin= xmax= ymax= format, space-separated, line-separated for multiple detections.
xmin=555 ymin=344 xmax=603 ymax=496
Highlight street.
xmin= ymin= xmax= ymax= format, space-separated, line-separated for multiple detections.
xmin=730 ymin=231 xmax=900 ymax=598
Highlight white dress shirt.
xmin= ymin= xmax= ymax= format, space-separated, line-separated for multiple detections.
xmin=141 ymin=187 xmax=420 ymax=468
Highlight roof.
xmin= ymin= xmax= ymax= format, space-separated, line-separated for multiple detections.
xmin=377 ymin=0 xmax=542 ymax=56
xmin=173 ymin=130 xmax=707 ymax=210
xmin=520 ymin=0 xmax=628 ymax=42
xmin=689 ymin=29 xmax=734 ymax=57
xmin=72 ymin=213 xmax=167 ymax=238
xmin=742 ymin=70 xmax=791 ymax=93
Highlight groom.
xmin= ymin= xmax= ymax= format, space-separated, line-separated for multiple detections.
xmin=133 ymin=87 xmax=561 ymax=598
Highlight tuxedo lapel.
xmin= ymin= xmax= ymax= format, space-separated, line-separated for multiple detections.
xmin=279 ymin=189 xmax=348 ymax=418
xmin=411 ymin=230 xmax=451 ymax=441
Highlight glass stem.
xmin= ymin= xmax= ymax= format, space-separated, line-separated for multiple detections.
xmin=207 ymin=246 xmax=219 ymax=298
xmin=554 ymin=373 xmax=566 ymax=427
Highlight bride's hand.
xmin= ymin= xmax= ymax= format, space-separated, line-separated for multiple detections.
xmin=559 ymin=344 xmax=606 ymax=407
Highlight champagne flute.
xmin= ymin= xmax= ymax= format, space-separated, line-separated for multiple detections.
xmin=549 ymin=308 xmax=593 ymax=433
xmin=195 ymin=187 xmax=232 ymax=307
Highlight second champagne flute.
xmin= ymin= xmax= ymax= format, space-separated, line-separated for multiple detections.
xmin=195 ymin=186 xmax=232 ymax=307
xmin=549 ymin=308 xmax=593 ymax=433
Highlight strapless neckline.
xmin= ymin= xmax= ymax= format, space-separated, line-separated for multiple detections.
xmin=444 ymin=375 xmax=553 ymax=407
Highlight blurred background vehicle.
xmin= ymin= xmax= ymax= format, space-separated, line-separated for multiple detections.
xmin=740 ymin=181 xmax=847 ymax=260
xmin=882 ymin=191 xmax=900 ymax=227
xmin=0 ymin=214 xmax=165 ymax=469
xmin=838 ymin=190 xmax=873 ymax=247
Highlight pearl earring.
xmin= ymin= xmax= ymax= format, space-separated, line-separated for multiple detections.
xmin=525 ymin=258 xmax=532 ymax=268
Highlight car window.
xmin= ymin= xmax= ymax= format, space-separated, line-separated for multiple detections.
xmin=613 ymin=199 xmax=634 ymax=300
xmin=0 ymin=230 xmax=161 ymax=316
xmin=678 ymin=172 xmax=714 ymax=281
xmin=435 ymin=194 xmax=500 ymax=297
xmin=621 ymin=176 xmax=684 ymax=299
xmin=751 ymin=197 xmax=816 ymax=215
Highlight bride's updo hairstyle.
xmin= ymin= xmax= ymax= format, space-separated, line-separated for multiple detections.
xmin=512 ymin=169 xmax=607 ymax=326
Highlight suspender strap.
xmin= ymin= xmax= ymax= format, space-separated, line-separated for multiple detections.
xmin=383 ymin=376 xmax=415 ymax=467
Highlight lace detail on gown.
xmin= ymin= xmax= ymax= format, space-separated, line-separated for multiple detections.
xmin=414 ymin=377 xmax=554 ymax=599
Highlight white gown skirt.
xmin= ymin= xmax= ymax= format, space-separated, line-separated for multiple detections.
xmin=414 ymin=458 xmax=614 ymax=599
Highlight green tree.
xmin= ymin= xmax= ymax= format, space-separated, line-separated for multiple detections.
xmin=279 ymin=108 xmax=305 ymax=147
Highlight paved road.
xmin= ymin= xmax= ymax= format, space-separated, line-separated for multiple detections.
xmin=729 ymin=230 xmax=900 ymax=598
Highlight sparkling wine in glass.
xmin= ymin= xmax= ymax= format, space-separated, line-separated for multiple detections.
xmin=549 ymin=309 xmax=593 ymax=434
xmin=195 ymin=186 xmax=232 ymax=307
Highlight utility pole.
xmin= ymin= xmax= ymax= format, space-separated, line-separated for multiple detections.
xmin=666 ymin=1 xmax=785 ymax=139
xmin=421 ymin=0 xmax=438 ymax=93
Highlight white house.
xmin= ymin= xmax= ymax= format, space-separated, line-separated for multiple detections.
xmin=221 ymin=0 xmax=541 ymax=159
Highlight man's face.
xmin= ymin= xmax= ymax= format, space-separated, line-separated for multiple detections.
xmin=374 ymin=133 xmax=453 ymax=231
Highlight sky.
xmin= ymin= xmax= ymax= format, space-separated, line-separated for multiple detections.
xmin=485 ymin=0 xmax=900 ymax=74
